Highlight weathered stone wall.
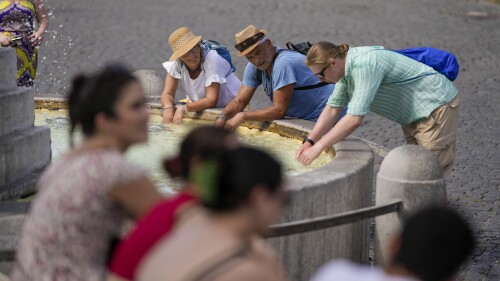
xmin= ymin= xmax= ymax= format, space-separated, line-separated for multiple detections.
xmin=0 ymin=48 xmax=51 ymax=200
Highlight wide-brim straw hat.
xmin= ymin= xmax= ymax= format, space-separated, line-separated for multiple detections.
xmin=234 ymin=25 xmax=267 ymax=56
xmin=168 ymin=27 xmax=202 ymax=61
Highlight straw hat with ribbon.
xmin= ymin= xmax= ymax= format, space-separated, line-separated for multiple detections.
xmin=234 ymin=25 xmax=268 ymax=56
xmin=168 ymin=27 xmax=202 ymax=61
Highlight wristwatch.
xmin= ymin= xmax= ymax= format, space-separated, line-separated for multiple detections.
xmin=215 ymin=112 xmax=227 ymax=121
xmin=302 ymin=137 xmax=315 ymax=146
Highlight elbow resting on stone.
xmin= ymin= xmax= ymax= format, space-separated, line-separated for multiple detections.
xmin=277 ymin=110 xmax=287 ymax=119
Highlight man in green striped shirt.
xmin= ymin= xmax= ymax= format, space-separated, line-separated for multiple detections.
xmin=296 ymin=42 xmax=459 ymax=175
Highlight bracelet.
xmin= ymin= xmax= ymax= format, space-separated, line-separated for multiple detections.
xmin=302 ymin=137 xmax=315 ymax=146
xmin=215 ymin=113 xmax=227 ymax=121
xmin=162 ymin=106 xmax=174 ymax=111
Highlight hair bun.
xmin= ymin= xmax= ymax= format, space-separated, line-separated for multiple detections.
xmin=339 ymin=43 xmax=350 ymax=57
xmin=71 ymin=74 xmax=87 ymax=92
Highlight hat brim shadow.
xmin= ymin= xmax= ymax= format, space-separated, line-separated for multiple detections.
xmin=169 ymin=36 xmax=203 ymax=61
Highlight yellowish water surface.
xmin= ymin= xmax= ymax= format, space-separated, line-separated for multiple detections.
xmin=35 ymin=109 xmax=331 ymax=193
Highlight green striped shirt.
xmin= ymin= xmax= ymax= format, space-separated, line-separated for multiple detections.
xmin=327 ymin=46 xmax=458 ymax=125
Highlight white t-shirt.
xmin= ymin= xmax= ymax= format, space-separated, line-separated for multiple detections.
xmin=162 ymin=50 xmax=241 ymax=108
xmin=311 ymin=260 xmax=420 ymax=281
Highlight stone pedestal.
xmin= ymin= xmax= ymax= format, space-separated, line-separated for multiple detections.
xmin=0 ymin=48 xmax=51 ymax=200
xmin=375 ymin=145 xmax=446 ymax=265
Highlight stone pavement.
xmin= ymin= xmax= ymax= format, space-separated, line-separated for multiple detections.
xmin=28 ymin=0 xmax=500 ymax=280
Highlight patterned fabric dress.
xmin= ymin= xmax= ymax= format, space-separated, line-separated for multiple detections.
xmin=11 ymin=150 xmax=146 ymax=281
xmin=0 ymin=0 xmax=38 ymax=87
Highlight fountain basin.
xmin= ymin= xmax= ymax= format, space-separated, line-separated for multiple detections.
xmin=35 ymin=98 xmax=374 ymax=280
xmin=1 ymin=98 xmax=373 ymax=281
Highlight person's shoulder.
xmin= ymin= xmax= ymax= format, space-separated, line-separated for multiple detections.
xmin=349 ymin=46 xmax=385 ymax=60
xmin=244 ymin=61 xmax=256 ymax=71
xmin=311 ymin=260 xmax=380 ymax=281
xmin=216 ymin=256 xmax=285 ymax=281
xmin=91 ymin=150 xmax=145 ymax=180
xmin=204 ymin=50 xmax=227 ymax=64
xmin=275 ymin=49 xmax=305 ymax=66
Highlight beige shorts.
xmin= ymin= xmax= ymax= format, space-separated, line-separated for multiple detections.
xmin=402 ymin=95 xmax=460 ymax=176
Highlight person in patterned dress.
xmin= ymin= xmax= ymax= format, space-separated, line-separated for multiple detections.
xmin=0 ymin=0 xmax=48 ymax=87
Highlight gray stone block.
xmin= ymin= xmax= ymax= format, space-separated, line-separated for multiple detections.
xmin=0 ymin=127 xmax=51 ymax=187
xmin=375 ymin=145 xmax=446 ymax=264
xmin=0 ymin=171 xmax=40 ymax=201
xmin=269 ymin=138 xmax=374 ymax=281
xmin=133 ymin=69 xmax=188 ymax=103
xmin=0 ymin=87 xmax=34 ymax=137
xmin=133 ymin=69 xmax=164 ymax=98
xmin=0 ymin=49 xmax=16 ymax=92
xmin=0 ymin=47 xmax=17 ymax=92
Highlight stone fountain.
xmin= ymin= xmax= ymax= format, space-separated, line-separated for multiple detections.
xmin=0 ymin=48 xmax=51 ymax=200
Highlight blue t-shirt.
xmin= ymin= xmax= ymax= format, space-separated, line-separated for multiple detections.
xmin=242 ymin=49 xmax=334 ymax=122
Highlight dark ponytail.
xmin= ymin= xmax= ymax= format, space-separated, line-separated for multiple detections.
xmin=192 ymin=146 xmax=283 ymax=212
xmin=66 ymin=63 xmax=137 ymax=146
xmin=163 ymin=126 xmax=236 ymax=179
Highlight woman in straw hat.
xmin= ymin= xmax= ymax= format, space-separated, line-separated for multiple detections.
xmin=160 ymin=27 xmax=241 ymax=124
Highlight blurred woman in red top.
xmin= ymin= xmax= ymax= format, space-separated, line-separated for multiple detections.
xmin=107 ymin=126 xmax=239 ymax=281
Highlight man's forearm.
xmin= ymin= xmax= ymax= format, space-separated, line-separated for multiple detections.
xmin=316 ymin=114 xmax=363 ymax=151
xmin=222 ymin=98 xmax=248 ymax=119
xmin=309 ymin=106 xmax=343 ymax=142
xmin=238 ymin=105 xmax=286 ymax=122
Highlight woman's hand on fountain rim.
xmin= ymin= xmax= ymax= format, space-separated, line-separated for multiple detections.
xmin=162 ymin=107 xmax=175 ymax=123
xmin=172 ymin=106 xmax=185 ymax=124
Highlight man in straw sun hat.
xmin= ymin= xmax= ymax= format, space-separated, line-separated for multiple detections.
xmin=214 ymin=25 xmax=334 ymax=130
xmin=160 ymin=27 xmax=240 ymax=124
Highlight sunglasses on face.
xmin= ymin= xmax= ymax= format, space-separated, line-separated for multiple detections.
xmin=235 ymin=32 xmax=265 ymax=52
xmin=315 ymin=64 xmax=330 ymax=79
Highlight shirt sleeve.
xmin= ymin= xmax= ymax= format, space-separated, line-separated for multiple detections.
xmin=242 ymin=62 xmax=261 ymax=89
xmin=326 ymin=79 xmax=349 ymax=108
xmin=82 ymin=152 xmax=146 ymax=197
xmin=203 ymin=50 xmax=231 ymax=87
xmin=272 ymin=58 xmax=297 ymax=91
xmin=346 ymin=65 xmax=384 ymax=116
xmin=162 ymin=61 xmax=181 ymax=79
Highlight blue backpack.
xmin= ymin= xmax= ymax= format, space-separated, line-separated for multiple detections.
xmin=285 ymin=42 xmax=459 ymax=81
xmin=201 ymin=40 xmax=237 ymax=73
xmin=392 ymin=47 xmax=459 ymax=81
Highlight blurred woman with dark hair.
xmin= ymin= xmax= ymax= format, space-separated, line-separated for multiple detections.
xmin=137 ymin=147 xmax=287 ymax=281
xmin=108 ymin=126 xmax=239 ymax=281
xmin=11 ymin=64 xmax=163 ymax=281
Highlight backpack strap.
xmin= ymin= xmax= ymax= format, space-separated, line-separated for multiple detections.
xmin=294 ymin=82 xmax=331 ymax=90
xmin=187 ymin=246 xmax=247 ymax=281
xmin=255 ymin=48 xmax=330 ymax=91
xmin=256 ymin=48 xmax=286 ymax=85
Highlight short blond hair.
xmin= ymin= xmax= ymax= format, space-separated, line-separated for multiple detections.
xmin=306 ymin=42 xmax=350 ymax=67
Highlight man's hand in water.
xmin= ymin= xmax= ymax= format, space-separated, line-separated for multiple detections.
xmin=298 ymin=143 xmax=324 ymax=166
xmin=213 ymin=118 xmax=226 ymax=128
xmin=296 ymin=142 xmax=312 ymax=161
xmin=224 ymin=113 xmax=244 ymax=131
